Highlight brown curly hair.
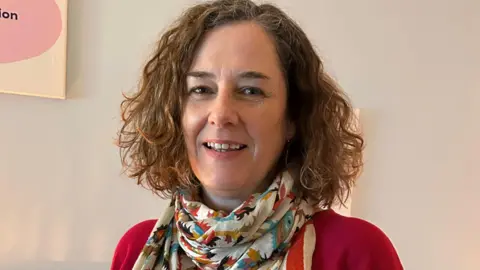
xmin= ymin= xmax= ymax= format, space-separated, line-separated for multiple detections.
xmin=117 ymin=0 xmax=364 ymax=209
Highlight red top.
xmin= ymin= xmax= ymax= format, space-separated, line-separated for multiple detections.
xmin=111 ymin=209 xmax=403 ymax=269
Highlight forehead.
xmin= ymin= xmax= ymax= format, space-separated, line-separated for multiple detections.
xmin=190 ymin=21 xmax=281 ymax=75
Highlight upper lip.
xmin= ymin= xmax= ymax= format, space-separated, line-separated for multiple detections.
xmin=203 ymin=139 xmax=247 ymax=145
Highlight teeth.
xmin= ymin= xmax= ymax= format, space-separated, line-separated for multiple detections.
xmin=206 ymin=142 xmax=244 ymax=151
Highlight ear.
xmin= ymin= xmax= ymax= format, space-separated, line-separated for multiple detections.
xmin=286 ymin=120 xmax=296 ymax=141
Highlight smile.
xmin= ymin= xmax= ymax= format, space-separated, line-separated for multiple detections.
xmin=203 ymin=142 xmax=247 ymax=152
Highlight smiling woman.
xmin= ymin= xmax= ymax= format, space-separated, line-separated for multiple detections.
xmin=113 ymin=0 xmax=403 ymax=269
xmin=182 ymin=23 xmax=293 ymax=208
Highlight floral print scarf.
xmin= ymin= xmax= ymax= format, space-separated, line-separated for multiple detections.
xmin=133 ymin=171 xmax=317 ymax=270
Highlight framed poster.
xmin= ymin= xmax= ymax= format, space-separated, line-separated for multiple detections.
xmin=0 ymin=0 xmax=68 ymax=99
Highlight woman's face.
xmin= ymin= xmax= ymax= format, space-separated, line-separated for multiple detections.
xmin=182 ymin=21 xmax=294 ymax=200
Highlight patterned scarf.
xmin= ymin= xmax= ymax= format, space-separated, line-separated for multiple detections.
xmin=133 ymin=171 xmax=317 ymax=270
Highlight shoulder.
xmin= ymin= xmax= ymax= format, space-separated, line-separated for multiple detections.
xmin=110 ymin=219 xmax=157 ymax=270
xmin=311 ymin=209 xmax=403 ymax=270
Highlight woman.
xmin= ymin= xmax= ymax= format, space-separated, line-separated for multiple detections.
xmin=112 ymin=0 xmax=403 ymax=269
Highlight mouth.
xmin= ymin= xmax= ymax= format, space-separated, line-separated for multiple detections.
xmin=202 ymin=141 xmax=247 ymax=152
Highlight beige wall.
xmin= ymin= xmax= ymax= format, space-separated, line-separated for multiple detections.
xmin=0 ymin=0 xmax=478 ymax=269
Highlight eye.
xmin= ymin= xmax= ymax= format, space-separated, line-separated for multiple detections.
xmin=240 ymin=87 xmax=264 ymax=96
xmin=189 ymin=86 xmax=211 ymax=95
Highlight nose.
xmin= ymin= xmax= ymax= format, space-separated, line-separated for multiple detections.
xmin=208 ymin=89 xmax=239 ymax=128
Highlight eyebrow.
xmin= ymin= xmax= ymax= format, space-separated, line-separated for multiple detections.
xmin=186 ymin=71 xmax=270 ymax=80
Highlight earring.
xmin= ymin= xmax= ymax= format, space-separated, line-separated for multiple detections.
xmin=284 ymin=139 xmax=291 ymax=167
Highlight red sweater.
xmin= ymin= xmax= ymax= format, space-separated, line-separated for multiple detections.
xmin=111 ymin=209 xmax=403 ymax=269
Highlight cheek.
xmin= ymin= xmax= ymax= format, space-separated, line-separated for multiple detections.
xmin=249 ymin=107 xmax=288 ymax=149
xmin=182 ymin=104 xmax=205 ymax=151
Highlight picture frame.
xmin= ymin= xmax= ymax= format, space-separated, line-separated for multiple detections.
xmin=0 ymin=0 xmax=68 ymax=99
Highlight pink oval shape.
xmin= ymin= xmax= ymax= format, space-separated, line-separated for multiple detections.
xmin=0 ymin=0 xmax=62 ymax=63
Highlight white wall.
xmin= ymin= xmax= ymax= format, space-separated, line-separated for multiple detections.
xmin=1 ymin=0 xmax=478 ymax=269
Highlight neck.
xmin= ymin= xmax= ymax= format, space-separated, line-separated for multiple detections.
xmin=200 ymin=169 xmax=283 ymax=212
xmin=201 ymin=190 xmax=246 ymax=212
xmin=200 ymin=177 xmax=273 ymax=212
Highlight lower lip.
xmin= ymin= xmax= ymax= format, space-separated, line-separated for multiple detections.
xmin=203 ymin=146 xmax=246 ymax=160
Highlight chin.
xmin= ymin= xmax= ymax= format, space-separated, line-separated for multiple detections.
xmin=209 ymin=177 xmax=246 ymax=190
xmin=200 ymin=173 xmax=249 ymax=193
